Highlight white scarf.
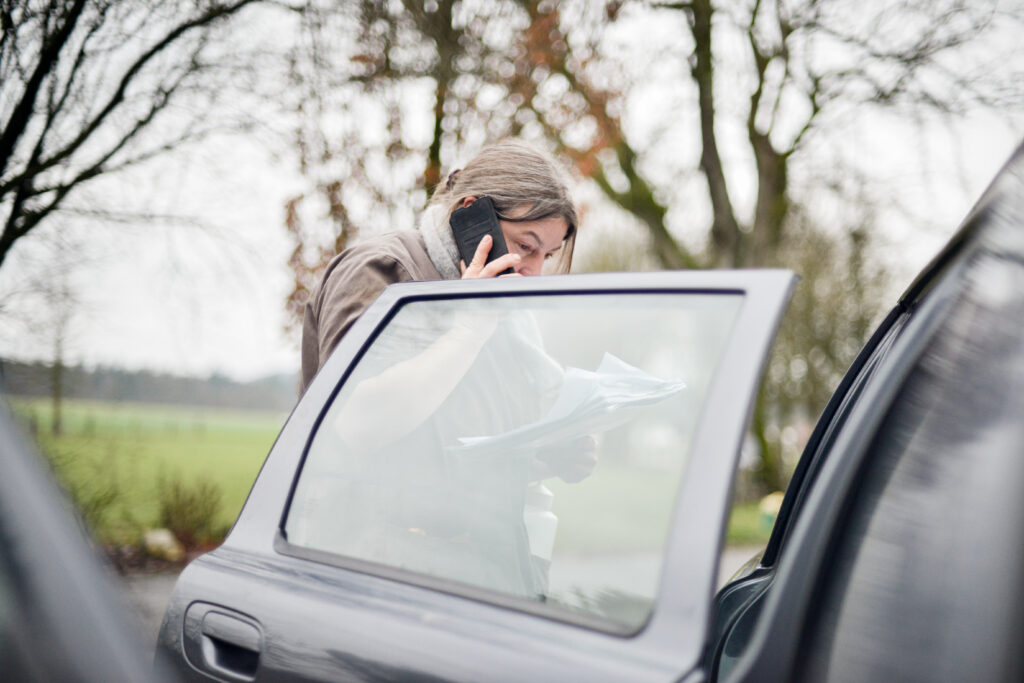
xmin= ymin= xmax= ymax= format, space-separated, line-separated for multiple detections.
xmin=417 ymin=203 xmax=461 ymax=280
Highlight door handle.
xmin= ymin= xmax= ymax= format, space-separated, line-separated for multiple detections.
xmin=200 ymin=611 xmax=262 ymax=680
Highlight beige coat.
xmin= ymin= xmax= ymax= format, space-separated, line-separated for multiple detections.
xmin=300 ymin=230 xmax=442 ymax=391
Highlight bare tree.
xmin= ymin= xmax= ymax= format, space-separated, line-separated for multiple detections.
xmin=0 ymin=226 xmax=93 ymax=434
xmin=280 ymin=0 xmax=1022 ymax=490
xmin=38 ymin=235 xmax=78 ymax=435
xmin=0 ymin=0 xmax=282 ymax=269
xmin=509 ymin=0 xmax=1023 ymax=488
xmin=281 ymin=0 xmax=532 ymax=334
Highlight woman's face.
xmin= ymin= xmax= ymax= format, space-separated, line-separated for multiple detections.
xmin=499 ymin=214 xmax=569 ymax=276
xmin=461 ymin=197 xmax=569 ymax=276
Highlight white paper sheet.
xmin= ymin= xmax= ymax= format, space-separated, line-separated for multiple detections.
xmin=454 ymin=352 xmax=685 ymax=455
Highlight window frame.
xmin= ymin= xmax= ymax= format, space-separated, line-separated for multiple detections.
xmin=237 ymin=271 xmax=794 ymax=656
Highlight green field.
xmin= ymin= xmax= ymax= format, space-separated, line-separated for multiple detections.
xmin=8 ymin=398 xmax=772 ymax=548
xmin=547 ymin=464 xmax=772 ymax=552
xmin=10 ymin=398 xmax=286 ymax=543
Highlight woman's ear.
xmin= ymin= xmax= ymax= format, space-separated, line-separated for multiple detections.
xmin=461 ymin=195 xmax=477 ymax=208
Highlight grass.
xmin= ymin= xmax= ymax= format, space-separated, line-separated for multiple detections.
xmin=8 ymin=397 xmax=773 ymax=549
xmin=547 ymin=463 xmax=679 ymax=553
xmin=547 ymin=462 xmax=772 ymax=552
xmin=725 ymin=501 xmax=774 ymax=546
xmin=9 ymin=397 xmax=286 ymax=543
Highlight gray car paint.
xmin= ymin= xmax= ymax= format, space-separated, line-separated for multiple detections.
xmin=157 ymin=270 xmax=795 ymax=682
xmin=725 ymin=142 xmax=1024 ymax=682
xmin=0 ymin=404 xmax=170 ymax=682
xmin=155 ymin=140 xmax=1024 ymax=683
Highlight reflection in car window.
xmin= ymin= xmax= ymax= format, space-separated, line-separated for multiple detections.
xmin=285 ymin=294 xmax=742 ymax=630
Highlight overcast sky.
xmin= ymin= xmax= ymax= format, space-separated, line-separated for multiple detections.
xmin=1 ymin=8 xmax=1022 ymax=383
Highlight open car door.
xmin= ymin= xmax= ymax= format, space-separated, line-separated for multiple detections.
xmin=159 ymin=270 xmax=794 ymax=682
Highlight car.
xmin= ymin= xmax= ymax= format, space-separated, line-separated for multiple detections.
xmin=0 ymin=403 xmax=171 ymax=682
xmin=157 ymin=141 xmax=1024 ymax=683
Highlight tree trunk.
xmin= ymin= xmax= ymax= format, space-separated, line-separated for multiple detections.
xmin=51 ymin=344 xmax=63 ymax=437
xmin=596 ymin=142 xmax=699 ymax=270
xmin=425 ymin=79 xmax=446 ymax=193
xmin=749 ymin=130 xmax=789 ymax=264
xmin=689 ymin=0 xmax=743 ymax=267
xmin=409 ymin=0 xmax=456 ymax=195
xmin=751 ymin=391 xmax=787 ymax=493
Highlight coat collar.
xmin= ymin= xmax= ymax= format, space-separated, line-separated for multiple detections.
xmin=418 ymin=203 xmax=461 ymax=280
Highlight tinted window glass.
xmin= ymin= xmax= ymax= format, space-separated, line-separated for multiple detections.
xmin=285 ymin=293 xmax=742 ymax=629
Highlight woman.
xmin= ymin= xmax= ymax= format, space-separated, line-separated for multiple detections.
xmin=290 ymin=140 xmax=589 ymax=598
xmin=300 ymin=138 xmax=578 ymax=392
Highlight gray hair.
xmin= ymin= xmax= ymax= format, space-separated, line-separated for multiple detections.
xmin=429 ymin=139 xmax=578 ymax=273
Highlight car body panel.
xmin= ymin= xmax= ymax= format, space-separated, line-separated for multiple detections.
xmin=158 ymin=270 xmax=796 ymax=682
xmin=0 ymin=404 xmax=167 ymax=682
xmin=158 ymin=139 xmax=1024 ymax=683
xmin=720 ymin=141 xmax=1024 ymax=682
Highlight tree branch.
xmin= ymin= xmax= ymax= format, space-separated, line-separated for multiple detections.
xmin=0 ymin=11 xmax=104 ymax=200
xmin=524 ymin=1 xmax=698 ymax=269
xmin=688 ymin=0 xmax=742 ymax=266
xmin=0 ymin=0 xmax=88 ymax=178
xmin=27 ymin=0 xmax=258 ymax=179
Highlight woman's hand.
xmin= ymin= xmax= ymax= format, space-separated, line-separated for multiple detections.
xmin=532 ymin=436 xmax=599 ymax=484
xmin=460 ymin=234 xmax=521 ymax=279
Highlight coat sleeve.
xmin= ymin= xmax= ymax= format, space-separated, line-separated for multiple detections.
xmin=301 ymin=251 xmax=415 ymax=391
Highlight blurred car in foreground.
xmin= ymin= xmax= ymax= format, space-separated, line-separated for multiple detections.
xmin=0 ymin=406 xmax=166 ymax=681
xmin=159 ymin=142 xmax=1024 ymax=682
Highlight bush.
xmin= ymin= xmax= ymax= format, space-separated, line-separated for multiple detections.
xmin=40 ymin=441 xmax=121 ymax=536
xmin=157 ymin=473 xmax=224 ymax=548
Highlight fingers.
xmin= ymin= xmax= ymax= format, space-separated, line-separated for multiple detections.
xmin=461 ymin=236 xmax=521 ymax=279
xmin=535 ymin=438 xmax=600 ymax=484
xmin=468 ymin=234 xmax=492 ymax=273
xmin=479 ymin=253 xmax=520 ymax=278
xmin=558 ymin=450 xmax=598 ymax=484
xmin=528 ymin=458 xmax=554 ymax=483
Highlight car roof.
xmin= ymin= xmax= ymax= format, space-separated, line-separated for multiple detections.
xmin=899 ymin=140 xmax=1024 ymax=307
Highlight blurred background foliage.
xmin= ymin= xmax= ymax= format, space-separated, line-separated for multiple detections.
xmin=2 ymin=0 xmax=1023 ymax=523
xmin=279 ymin=0 xmax=1019 ymax=491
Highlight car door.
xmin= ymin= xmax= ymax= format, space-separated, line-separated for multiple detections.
xmin=157 ymin=269 xmax=794 ymax=682
xmin=711 ymin=141 xmax=1024 ymax=683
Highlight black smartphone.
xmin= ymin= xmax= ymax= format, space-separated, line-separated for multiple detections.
xmin=449 ymin=196 xmax=513 ymax=275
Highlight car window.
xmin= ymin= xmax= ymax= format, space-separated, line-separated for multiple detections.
xmin=284 ymin=293 xmax=743 ymax=631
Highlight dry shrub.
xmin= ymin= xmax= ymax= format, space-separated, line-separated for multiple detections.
xmin=157 ymin=473 xmax=223 ymax=548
